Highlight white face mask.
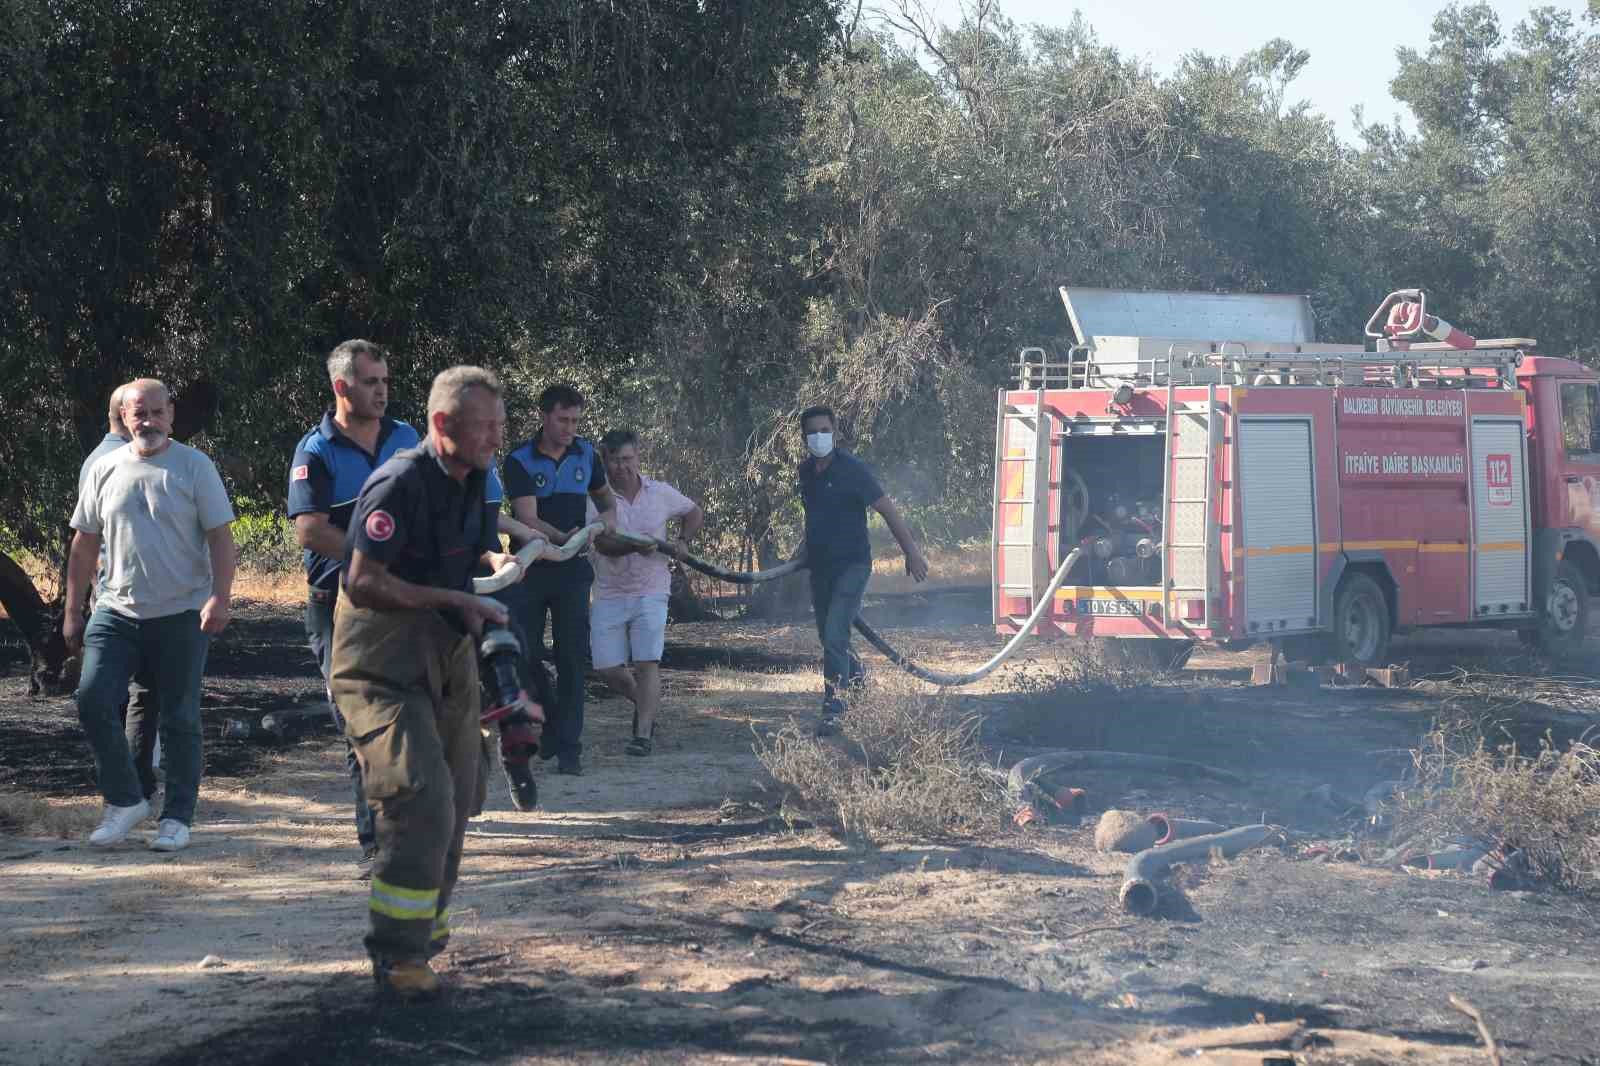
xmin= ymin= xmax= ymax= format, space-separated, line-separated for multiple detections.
xmin=805 ymin=431 xmax=834 ymax=459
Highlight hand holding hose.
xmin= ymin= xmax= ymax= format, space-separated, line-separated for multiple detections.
xmin=472 ymin=520 xmax=605 ymax=595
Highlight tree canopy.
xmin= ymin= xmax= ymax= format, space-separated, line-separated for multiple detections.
xmin=4 ymin=0 xmax=1598 ymax=674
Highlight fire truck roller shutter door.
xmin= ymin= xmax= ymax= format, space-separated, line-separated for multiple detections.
xmin=1470 ymin=418 xmax=1531 ymax=617
xmin=1238 ymin=419 xmax=1317 ymax=633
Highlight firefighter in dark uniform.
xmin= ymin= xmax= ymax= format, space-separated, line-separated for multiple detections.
xmin=328 ymin=365 xmax=529 ymax=1000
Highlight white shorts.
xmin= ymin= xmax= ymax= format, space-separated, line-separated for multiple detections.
xmin=590 ymin=593 xmax=669 ymax=669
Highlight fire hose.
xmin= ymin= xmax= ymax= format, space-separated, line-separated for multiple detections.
xmin=1119 ymin=824 xmax=1277 ymax=915
xmin=472 ymin=519 xmax=606 ymax=595
xmin=600 ymin=529 xmax=1085 ymax=688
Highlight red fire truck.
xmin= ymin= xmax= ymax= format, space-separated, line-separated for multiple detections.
xmin=991 ymin=287 xmax=1600 ymax=665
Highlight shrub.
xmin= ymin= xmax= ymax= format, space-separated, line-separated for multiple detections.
xmin=1396 ymin=724 xmax=1600 ymax=895
xmin=233 ymin=512 xmax=301 ymax=574
xmin=755 ymin=679 xmax=1007 ymax=842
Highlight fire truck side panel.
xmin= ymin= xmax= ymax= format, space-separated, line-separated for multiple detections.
xmin=1335 ymin=387 xmax=1468 ymax=628
xmin=1228 ymin=389 xmax=1339 ymax=637
xmin=1468 ymin=416 xmax=1532 ymax=616
xmin=1235 ymin=418 xmax=1318 ymax=632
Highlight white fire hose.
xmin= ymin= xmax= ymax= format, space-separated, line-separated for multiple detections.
xmin=471 ymin=519 xmax=606 ymax=595
xmin=602 ymin=528 xmax=1084 ymax=688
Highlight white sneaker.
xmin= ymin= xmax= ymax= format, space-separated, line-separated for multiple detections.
xmin=150 ymin=819 xmax=191 ymax=852
xmin=88 ymin=799 xmax=151 ymax=847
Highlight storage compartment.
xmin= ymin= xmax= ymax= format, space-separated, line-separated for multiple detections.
xmin=1059 ymin=435 xmax=1166 ymax=587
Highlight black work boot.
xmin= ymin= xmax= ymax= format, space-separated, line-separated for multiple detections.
xmin=504 ymin=760 xmax=539 ymax=811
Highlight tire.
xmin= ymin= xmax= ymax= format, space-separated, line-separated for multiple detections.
xmin=1531 ymin=559 xmax=1589 ymax=654
xmin=1331 ymin=572 xmax=1391 ymax=666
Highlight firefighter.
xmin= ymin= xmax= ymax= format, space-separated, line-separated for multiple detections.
xmin=795 ymin=405 xmax=928 ymax=735
xmin=328 ymin=365 xmax=527 ymax=1000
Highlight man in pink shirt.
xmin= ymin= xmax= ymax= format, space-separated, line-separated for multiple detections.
xmin=589 ymin=430 xmax=704 ymax=755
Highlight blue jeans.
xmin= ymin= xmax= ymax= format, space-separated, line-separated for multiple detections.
xmin=307 ymin=591 xmax=375 ymax=850
xmin=120 ymin=670 xmax=160 ymax=800
xmin=513 ymin=566 xmax=590 ymax=762
xmin=809 ymin=560 xmax=870 ymax=704
xmin=77 ymin=608 xmax=211 ymax=825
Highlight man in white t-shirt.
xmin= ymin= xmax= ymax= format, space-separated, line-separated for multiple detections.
xmin=64 ymin=379 xmax=237 ymax=852
xmin=76 ymin=383 xmax=162 ymax=804
xmin=589 ymin=430 xmax=703 ymax=756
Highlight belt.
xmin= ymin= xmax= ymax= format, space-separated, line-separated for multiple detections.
xmin=307 ymin=586 xmax=337 ymax=605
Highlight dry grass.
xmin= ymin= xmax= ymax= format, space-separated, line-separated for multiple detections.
xmin=870 ymin=542 xmax=988 ymax=593
xmin=1395 ymin=723 xmax=1600 ymax=895
xmin=1007 ymin=638 xmax=1167 ymax=698
xmin=232 ymin=569 xmax=307 ymax=607
xmin=754 ymin=678 xmax=1008 ymax=843
xmin=0 ymin=790 xmax=101 ymax=839
xmin=1427 ymin=666 xmax=1600 ymax=719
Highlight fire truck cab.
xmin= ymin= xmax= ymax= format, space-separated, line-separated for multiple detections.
xmin=991 ymin=287 xmax=1600 ymax=665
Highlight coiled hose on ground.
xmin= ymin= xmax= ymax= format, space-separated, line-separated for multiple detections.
xmin=605 ymin=530 xmax=1084 ymax=688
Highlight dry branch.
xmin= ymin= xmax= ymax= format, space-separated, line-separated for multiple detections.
xmin=1447 ymin=994 xmax=1504 ymax=1066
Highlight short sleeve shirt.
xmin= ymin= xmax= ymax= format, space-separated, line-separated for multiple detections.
xmin=78 ymin=432 xmax=130 ymax=599
xmin=799 ymin=449 xmax=884 ymax=568
xmin=586 ymin=478 xmax=697 ymax=599
xmin=503 ymin=430 xmax=606 ymax=572
xmin=287 ymin=413 xmax=419 ymax=589
xmin=344 ymin=440 xmax=499 ymax=608
xmin=72 ymin=441 xmax=236 ymax=619
xmin=79 ymin=433 xmax=129 ymax=499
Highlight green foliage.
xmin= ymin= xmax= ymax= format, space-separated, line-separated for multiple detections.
xmin=4 ymin=0 xmax=1599 ymax=595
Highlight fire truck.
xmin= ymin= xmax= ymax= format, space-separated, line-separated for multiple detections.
xmin=991 ymin=287 xmax=1600 ymax=665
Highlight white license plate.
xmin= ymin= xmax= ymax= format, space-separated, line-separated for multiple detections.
xmin=1077 ymin=598 xmax=1144 ymax=616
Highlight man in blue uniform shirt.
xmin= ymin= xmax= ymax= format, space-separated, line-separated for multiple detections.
xmin=287 ymin=340 xmax=419 ymax=867
xmin=503 ymin=383 xmax=617 ymax=776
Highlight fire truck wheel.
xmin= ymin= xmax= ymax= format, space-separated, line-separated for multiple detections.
xmin=1530 ymin=560 xmax=1589 ymax=653
xmin=1331 ymin=572 xmax=1391 ymax=666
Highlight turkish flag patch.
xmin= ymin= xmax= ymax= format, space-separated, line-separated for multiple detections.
xmin=291 ymin=464 xmax=310 ymax=482
xmin=365 ymin=509 xmax=396 ymax=542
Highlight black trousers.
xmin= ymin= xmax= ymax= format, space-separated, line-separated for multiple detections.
xmin=511 ymin=565 xmax=591 ymax=761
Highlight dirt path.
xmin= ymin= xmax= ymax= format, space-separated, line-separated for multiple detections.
xmin=2 ymin=606 xmax=1598 ymax=1064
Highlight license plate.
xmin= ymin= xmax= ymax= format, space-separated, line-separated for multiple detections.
xmin=1077 ymin=598 xmax=1144 ymax=616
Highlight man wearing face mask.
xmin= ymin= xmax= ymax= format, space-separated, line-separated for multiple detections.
xmin=796 ymin=406 xmax=928 ymax=735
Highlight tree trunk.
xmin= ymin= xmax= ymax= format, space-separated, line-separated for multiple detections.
xmin=747 ymin=535 xmax=809 ymax=620
xmin=667 ymin=560 xmax=716 ymax=622
xmin=0 ymin=551 xmax=75 ymax=696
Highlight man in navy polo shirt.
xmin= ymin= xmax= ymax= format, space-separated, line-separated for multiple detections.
xmin=503 ymin=383 xmax=617 ymax=776
xmin=287 ymin=340 xmax=419 ymax=866
xmin=796 ymin=405 xmax=928 ymax=735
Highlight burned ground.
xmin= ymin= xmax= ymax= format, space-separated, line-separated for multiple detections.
xmin=2 ymin=599 xmax=1598 ymax=1065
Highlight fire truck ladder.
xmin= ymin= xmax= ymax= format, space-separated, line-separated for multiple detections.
xmin=1163 ymin=383 xmax=1217 ymax=628
xmin=993 ymin=389 xmax=1054 ymax=623
xmin=1188 ymin=346 xmax=1524 ymax=389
